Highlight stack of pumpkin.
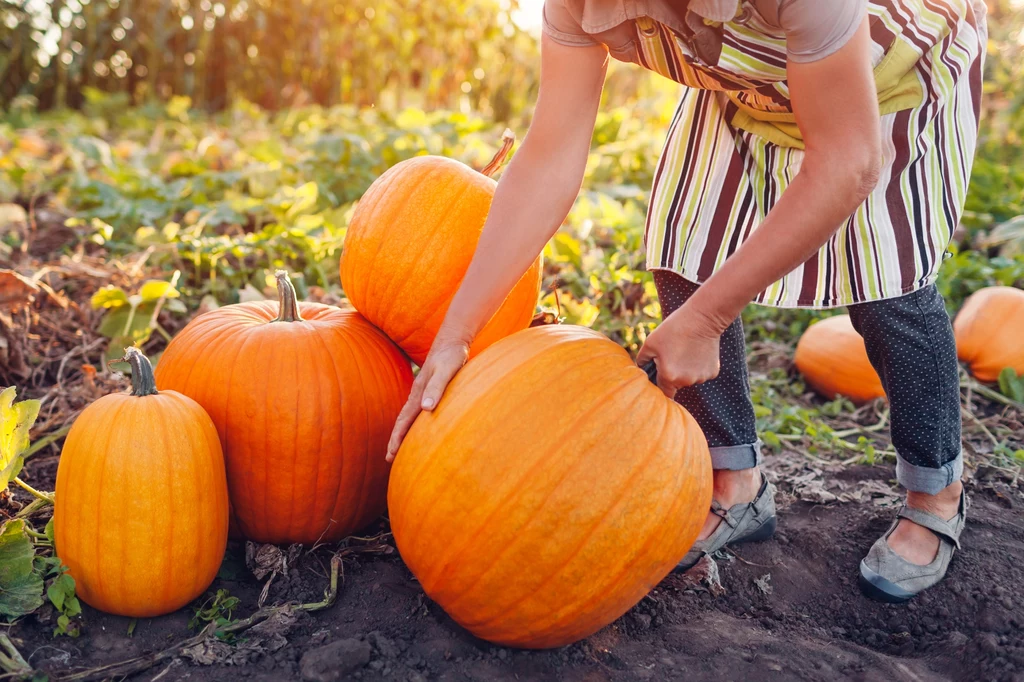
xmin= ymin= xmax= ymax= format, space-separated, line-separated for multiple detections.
xmin=54 ymin=133 xmax=713 ymax=648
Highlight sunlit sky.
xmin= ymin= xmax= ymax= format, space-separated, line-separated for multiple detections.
xmin=512 ymin=0 xmax=546 ymax=29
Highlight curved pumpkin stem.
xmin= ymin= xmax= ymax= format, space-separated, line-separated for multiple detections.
xmin=274 ymin=270 xmax=304 ymax=323
xmin=480 ymin=128 xmax=516 ymax=178
xmin=114 ymin=347 xmax=158 ymax=397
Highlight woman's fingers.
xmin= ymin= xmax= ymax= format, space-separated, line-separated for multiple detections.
xmin=385 ymin=344 xmax=470 ymax=463
xmin=386 ymin=371 xmax=429 ymax=462
xmin=419 ymin=370 xmax=448 ymax=411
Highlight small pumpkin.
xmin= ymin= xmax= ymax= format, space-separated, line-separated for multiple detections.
xmin=155 ymin=271 xmax=414 ymax=544
xmin=953 ymin=286 xmax=1024 ymax=382
xmin=54 ymin=348 xmax=229 ymax=618
xmin=794 ymin=315 xmax=885 ymax=404
xmin=340 ymin=130 xmax=542 ymax=366
xmin=388 ymin=325 xmax=712 ymax=649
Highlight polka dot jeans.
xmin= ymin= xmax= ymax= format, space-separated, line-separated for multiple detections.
xmin=653 ymin=270 xmax=963 ymax=495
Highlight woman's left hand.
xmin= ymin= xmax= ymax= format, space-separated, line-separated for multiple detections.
xmin=636 ymin=304 xmax=723 ymax=399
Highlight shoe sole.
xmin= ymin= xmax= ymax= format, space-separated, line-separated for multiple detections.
xmin=858 ymin=561 xmax=915 ymax=603
xmin=675 ymin=516 xmax=778 ymax=573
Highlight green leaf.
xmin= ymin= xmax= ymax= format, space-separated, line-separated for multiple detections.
xmin=44 ymin=518 xmax=54 ymax=544
xmin=0 ymin=519 xmax=45 ymax=618
xmin=64 ymin=595 xmax=81 ymax=618
xmin=91 ymin=286 xmax=130 ymax=310
xmin=997 ymin=367 xmax=1024 ymax=403
xmin=0 ymin=387 xmax=40 ymax=493
xmin=47 ymin=582 xmax=64 ymax=611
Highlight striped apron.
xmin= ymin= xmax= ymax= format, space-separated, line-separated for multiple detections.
xmin=641 ymin=1 xmax=987 ymax=308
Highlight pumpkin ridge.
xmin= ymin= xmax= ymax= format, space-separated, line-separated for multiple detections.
xmin=377 ymin=175 xmax=479 ymax=346
xmin=341 ymin=167 xmax=401 ymax=310
xmin=453 ymin=377 xmax=658 ymax=630
xmin=362 ymin=163 xmax=450 ymax=319
xmin=532 ymin=401 xmax=701 ymax=645
xmin=307 ymin=324 xmax=353 ymax=540
xmin=155 ymin=397 xmax=177 ymax=609
xmin=90 ymin=398 xmax=126 ymax=609
xmin=167 ymin=395 xmax=200 ymax=600
xmin=298 ymin=322 xmax=335 ymax=541
xmin=395 ymin=346 xmax=625 ymax=547
xmin=155 ymin=314 xmax=238 ymax=391
xmin=422 ymin=366 xmax=643 ymax=597
xmin=395 ymin=334 xmax=625 ymax=500
xmin=285 ymin=325 xmax=304 ymax=539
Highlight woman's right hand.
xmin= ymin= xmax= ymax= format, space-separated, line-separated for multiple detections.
xmin=386 ymin=341 xmax=470 ymax=462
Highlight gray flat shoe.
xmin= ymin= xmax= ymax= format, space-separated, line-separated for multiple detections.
xmin=859 ymin=490 xmax=968 ymax=603
xmin=676 ymin=474 xmax=777 ymax=572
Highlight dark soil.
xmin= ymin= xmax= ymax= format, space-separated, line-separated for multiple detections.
xmin=9 ymin=461 xmax=1024 ymax=682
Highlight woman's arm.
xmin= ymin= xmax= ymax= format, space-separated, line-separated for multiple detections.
xmin=387 ymin=35 xmax=609 ymax=459
xmin=638 ymin=17 xmax=882 ymax=395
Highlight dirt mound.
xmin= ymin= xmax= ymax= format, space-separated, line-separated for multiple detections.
xmin=5 ymin=463 xmax=1019 ymax=682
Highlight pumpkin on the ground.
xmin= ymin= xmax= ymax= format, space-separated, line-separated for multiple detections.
xmin=54 ymin=348 xmax=228 ymax=618
xmin=155 ymin=271 xmax=413 ymax=544
xmin=794 ymin=315 xmax=885 ymax=404
xmin=340 ymin=130 xmax=542 ymax=366
xmin=388 ymin=325 xmax=712 ymax=649
xmin=953 ymin=286 xmax=1024 ymax=382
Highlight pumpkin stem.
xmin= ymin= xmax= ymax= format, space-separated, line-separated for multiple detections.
xmin=480 ymin=128 xmax=516 ymax=178
xmin=113 ymin=347 xmax=158 ymax=397
xmin=274 ymin=270 xmax=304 ymax=323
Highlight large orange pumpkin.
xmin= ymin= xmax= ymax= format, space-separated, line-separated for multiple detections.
xmin=794 ymin=315 xmax=885 ymax=404
xmin=953 ymin=286 xmax=1024 ymax=382
xmin=55 ymin=348 xmax=228 ymax=617
xmin=155 ymin=271 xmax=413 ymax=544
xmin=340 ymin=131 xmax=542 ymax=366
xmin=388 ymin=325 xmax=712 ymax=649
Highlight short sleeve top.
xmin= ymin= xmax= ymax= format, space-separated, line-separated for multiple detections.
xmin=542 ymin=0 xmax=865 ymax=64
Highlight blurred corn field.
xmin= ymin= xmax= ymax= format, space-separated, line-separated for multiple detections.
xmin=0 ymin=0 xmax=545 ymax=118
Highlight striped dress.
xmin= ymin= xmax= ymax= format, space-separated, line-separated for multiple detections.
xmin=641 ymin=1 xmax=987 ymax=308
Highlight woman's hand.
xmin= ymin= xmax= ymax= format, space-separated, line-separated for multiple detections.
xmin=386 ymin=341 xmax=470 ymax=462
xmin=636 ymin=303 xmax=723 ymax=399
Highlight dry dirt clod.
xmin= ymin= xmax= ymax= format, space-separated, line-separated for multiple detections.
xmin=300 ymin=638 xmax=371 ymax=682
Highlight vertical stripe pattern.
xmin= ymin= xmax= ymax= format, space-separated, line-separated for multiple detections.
xmin=641 ymin=0 xmax=987 ymax=308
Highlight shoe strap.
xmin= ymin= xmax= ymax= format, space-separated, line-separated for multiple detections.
xmin=710 ymin=501 xmax=738 ymax=529
xmin=896 ymin=491 xmax=965 ymax=550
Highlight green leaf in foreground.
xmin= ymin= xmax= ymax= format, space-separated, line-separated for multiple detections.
xmin=0 ymin=519 xmax=45 ymax=618
xmin=0 ymin=387 xmax=41 ymax=493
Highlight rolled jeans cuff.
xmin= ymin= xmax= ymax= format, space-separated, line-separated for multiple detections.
xmin=710 ymin=440 xmax=763 ymax=471
xmin=896 ymin=450 xmax=963 ymax=495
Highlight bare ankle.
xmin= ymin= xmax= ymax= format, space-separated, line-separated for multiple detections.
xmin=712 ymin=467 xmax=761 ymax=503
xmin=906 ymin=480 xmax=962 ymax=519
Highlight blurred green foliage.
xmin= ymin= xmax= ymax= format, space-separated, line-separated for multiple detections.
xmin=0 ymin=0 xmax=1021 ymax=357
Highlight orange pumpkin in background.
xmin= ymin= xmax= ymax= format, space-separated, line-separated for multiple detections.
xmin=155 ymin=271 xmax=413 ymax=544
xmin=794 ymin=315 xmax=886 ymax=404
xmin=953 ymin=286 xmax=1024 ymax=382
xmin=340 ymin=130 xmax=542 ymax=366
xmin=55 ymin=348 xmax=228 ymax=617
xmin=388 ymin=325 xmax=712 ymax=649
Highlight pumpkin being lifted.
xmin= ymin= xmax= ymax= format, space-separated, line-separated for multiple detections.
xmin=340 ymin=130 xmax=542 ymax=366
xmin=388 ymin=325 xmax=712 ymax=649
xmin=55 ymin=348 xmax=229 ymax=618
xmin=155 ymin=271 xmax=413 ymax=545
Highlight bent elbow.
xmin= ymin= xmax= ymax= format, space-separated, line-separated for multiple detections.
xmin=851 ymin=149 xmax=882 ymax=203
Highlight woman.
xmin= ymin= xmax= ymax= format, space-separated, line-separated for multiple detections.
xmin=387 ymin=0 xmax=987 ymax=602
